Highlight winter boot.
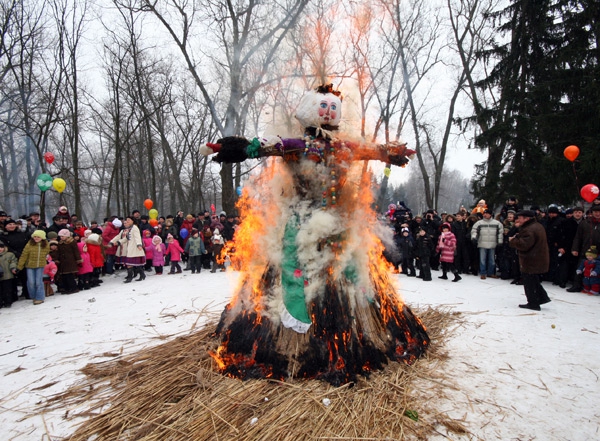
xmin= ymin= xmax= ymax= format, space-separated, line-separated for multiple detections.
xmin=135 ymin=267 xmax=146 ymax=281
xmin=123 ymin=268 xmax=134 ymax=283
xmin=452 ymin=273 xmax=462 ymax=282
xmin=438 ymin=272 xmax=448 ymax=280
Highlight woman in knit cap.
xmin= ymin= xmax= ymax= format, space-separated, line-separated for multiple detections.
xmin=17 ymin=230 xmax=50 ymax=304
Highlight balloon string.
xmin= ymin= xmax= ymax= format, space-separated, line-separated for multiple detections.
xmin=572 ymin=160 xmax=581 ymax=203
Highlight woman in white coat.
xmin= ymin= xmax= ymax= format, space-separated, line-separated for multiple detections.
xmin=109 ymin=216 xmax=146 ymax=283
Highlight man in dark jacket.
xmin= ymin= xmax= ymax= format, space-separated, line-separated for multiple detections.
xmin=509 ymin=210 xmax=550 ymax=311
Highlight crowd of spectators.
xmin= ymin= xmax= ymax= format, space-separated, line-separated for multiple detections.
xmin=2 ymin=196 xmax=600 ymax=308
xmin=384 ymin=197 xmax=600 ymax=303
xmin=0 ymin=207 xmax=240 ymax=307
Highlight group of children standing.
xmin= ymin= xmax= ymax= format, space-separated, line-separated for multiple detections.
xmin=393 ymin=222 xmax=462 ymax=283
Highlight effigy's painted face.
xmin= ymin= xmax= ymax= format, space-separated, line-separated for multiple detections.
xmin=317 ymin=97 xmax=339 ymax=125
xmin=296 ymin=91 xmax=342 ymax=128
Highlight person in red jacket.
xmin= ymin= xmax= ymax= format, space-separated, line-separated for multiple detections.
xmin=86 ymin=233 xmax=105 ymax=287
xmin=102 ymin=217 xmax=121 ymax=275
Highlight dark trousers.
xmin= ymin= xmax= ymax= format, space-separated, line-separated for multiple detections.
xmin=401 ymin=257 xmax=415 ymax=276
xmin=522 ymin=273 xmax=549 ymax=306
xmin=189 ymin=255 xmax=202 ymax=273
xmin=62 ymin=273 xmax=78 ymax=292
xmin=0 ymin=279 xmax=15 ymax=307
xmin=417 ymin=258 xmax=431 ymax=281
xmin=17 ymin=269 xmax=28 ymax=300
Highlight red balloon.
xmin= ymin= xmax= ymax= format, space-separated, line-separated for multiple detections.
xmin=148 ymin=219 xmax=158 ymax=227
xmin=44 ymin=152 xmax=55 ymax=164
xmin=564 ymin=145 xmax=580 ymax=162
xmin=580 ymin=184 xmax=600 ymax=203
xmin=143 ymin=199 xmax=153 ymax=210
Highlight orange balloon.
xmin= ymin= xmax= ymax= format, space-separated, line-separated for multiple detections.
xmin=148 ymin=219 xmax=158 ymax=227
xmin=143 ymin=199 xmax=153 ymax=210
xmin=564 ymin=145 xmax=580 ymax=162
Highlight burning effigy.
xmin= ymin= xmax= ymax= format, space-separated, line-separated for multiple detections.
xmin=201 ymin=85 xmax=429 ymax=385
xmin=34 ymin=86 xmax=461 ymax=441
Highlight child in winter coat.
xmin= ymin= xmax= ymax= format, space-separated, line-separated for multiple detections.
xmin=184 ymin=229 xmax=206 ymax=274
xmin=17 ymin=230 xmax=51 ymax=304
xmin=165 ymin=234 xmax=184 ymax=274
xmin=436 ymin=223 xmax=461 ymax=282
xmin=0 ymin=240 xmax=18 ymax=308
xmin=210 ymin=228 xmax=226 ymax=273
xmin=86 ymin=233 xmax=105 ymax=287
xmin=146 ymin=235 xmax=166 ymax=275
xmin=43 ymin=254 xmax=58 ymax=296
xmin=576 ymin=246 xmax=600 ymax=295
xmin=77 ymin=241 xmax=94 ymax=290
xmin=142 ymin=230 xmax=154 ymax=272
xmin=415 ymin=228 xmax=433 ymax=281
xmin=395 ymin=227 xmax=416 ymax=277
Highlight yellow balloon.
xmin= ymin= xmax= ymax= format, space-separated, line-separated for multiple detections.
xmin=384 ymin=167 xmax=391 ymax=177
xmin=149 ymin=209 xmax=158 ymax=220
xmin=52 ymin=178 xmax=66 ymax=193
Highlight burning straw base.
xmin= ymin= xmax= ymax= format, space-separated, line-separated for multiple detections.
xmin=40 ymin=308 xmax=468 ymax=440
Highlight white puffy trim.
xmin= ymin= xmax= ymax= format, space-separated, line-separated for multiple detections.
xmin=199 ymin=143 xmax=214 ymax=156
xmin=259 ymin=135 xmax=283 ymax=148
xmin=279 ymin=303 xmax=312 ymax=333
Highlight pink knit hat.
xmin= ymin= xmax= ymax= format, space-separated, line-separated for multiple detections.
xmin=58 ymin=229 xmax=71 ymax=238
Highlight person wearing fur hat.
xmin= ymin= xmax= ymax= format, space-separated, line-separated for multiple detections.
xmin=17 ymin=230 xmax=50 ymax=304
xmin=0 ymin=240 xmax=18 ymax=307
xmin=576 ymin=246 xmax=600 ymax=295
xmin=56 ymin=229 xmax=82 ymax=293
xmin=509 ymin=210 xmax=551 ymax=311
xmin=436 ymin=223 xmax=461 ymax=282
xmin=109 ymin=216 xmax=146 ymax=283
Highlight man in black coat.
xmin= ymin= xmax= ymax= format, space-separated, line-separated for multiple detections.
xmin=509 ymin=210 xmax=550 ymax=311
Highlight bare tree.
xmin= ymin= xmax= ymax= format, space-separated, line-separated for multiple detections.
xmin=121 ymin=0 xmax=310 ymax=214
xmin=0 ymin=0 xmax=65 ymax=219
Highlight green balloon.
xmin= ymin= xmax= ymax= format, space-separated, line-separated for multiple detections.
xmin=36 ymin=173 xmax=53 ymax=192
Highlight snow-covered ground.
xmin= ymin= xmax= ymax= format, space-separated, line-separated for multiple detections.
xmin=1 ymin=268 xmax=598 ymax=440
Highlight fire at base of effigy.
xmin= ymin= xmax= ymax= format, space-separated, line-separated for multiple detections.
xmin=208 ymin=158 xmax=429 ymax=386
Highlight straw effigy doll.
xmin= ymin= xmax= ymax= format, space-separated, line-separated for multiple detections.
xmin=200 ymin=84 xmax=429 ymax=385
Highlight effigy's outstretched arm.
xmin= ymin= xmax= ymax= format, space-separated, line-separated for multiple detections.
xmin=199 ymin=136 xmax=416 ymax=167
xmin=198 ymin=136 xmax=291 ymax=163
xmin=337 ymin=140 xmax=416 ymax=168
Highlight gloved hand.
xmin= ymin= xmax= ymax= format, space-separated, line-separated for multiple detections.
xmin=591 ymin=271 xmax=597 ymax=277
xmin=576 ymin=269 xmax=583 ymax=275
